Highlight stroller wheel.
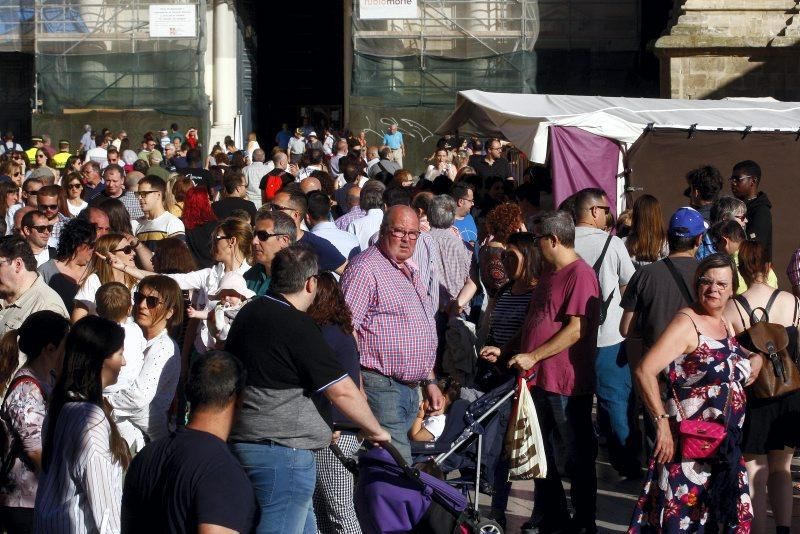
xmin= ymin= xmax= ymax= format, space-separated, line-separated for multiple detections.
xmin=474 ymin=518 xmax=503 ymax=533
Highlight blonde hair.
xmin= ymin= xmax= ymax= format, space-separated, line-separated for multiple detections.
xmin=85 ymin=234 xmax=137 ymax=288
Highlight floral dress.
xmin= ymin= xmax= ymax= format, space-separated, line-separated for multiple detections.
xmin=629 ymin=326 xmax=753 ymax=533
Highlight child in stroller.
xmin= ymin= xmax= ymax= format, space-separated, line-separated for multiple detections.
xmin=409 ymin=377 xmax=461 ymax=442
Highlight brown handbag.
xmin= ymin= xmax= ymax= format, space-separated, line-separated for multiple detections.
xmin=734 ymin=293 xmax=800 ymax=399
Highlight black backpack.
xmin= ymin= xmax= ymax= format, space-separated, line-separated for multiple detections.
xmin=0 ymin=376 xmax=44 ymax=484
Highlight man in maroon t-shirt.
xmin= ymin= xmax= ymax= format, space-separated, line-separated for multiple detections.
xmin=481 ymin=210 xmax=600 ymax=534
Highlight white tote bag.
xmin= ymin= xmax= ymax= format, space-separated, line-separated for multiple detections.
xmin=504 ymin=376 xmax=548 ymax=480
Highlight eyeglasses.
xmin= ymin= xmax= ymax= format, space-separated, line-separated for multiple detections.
xmin=459 ymin=196 xmax=474 ymax=204
xmin=489 ymin=146 xmax=502 ymax=151
xmin=133 ymin=291 xmax=164 ymax=309
xmin=698 ymin=277 xmax=729 ymax=290
xmin=134 ymin=190 xmax=159 ymax=198
xmin=532 ymin=233 xmax=552 ymax=242
xmin=729 ymin=175 xmax=751 ymax=183
xmin=92 ymin=223 xmax=111 ymax=232
xmin=11 ymin=172 xmax=20 ymax=177
xmin=214 ymin=234 xmax=231 ymax=241
xmin=590 ymin=205 xmax=611 ymax=214
xmin=255 ymin=230 xmax=288 ymax=241
xmin=39 ymin=204 xmax=58 ymax=211
xmin=68 ymin=183 xmax=82 ymax=189
xmin=388 ymin=228 xmax=420 ymax=240
xmin=270 ymin=203 xmax=294 ymax=213
xmin=29 ymin=224 xmax=54 ymax=233
xmin=111 ymin=245 xmax=135 ymax=254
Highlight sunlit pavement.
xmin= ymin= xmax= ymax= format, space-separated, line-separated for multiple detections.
xmin=472 ymin=453 xmax=800 ymax=533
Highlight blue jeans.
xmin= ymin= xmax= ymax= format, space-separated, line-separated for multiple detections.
xmin=531 ymin=389 xmax=597 ymax=528
xmin=362 ymin=370 xmax=419 ymax=463
xmin=595 ymin=342 xmax=641 ymax=474
xmin=231 ymin=442 xmax=317 ymax=534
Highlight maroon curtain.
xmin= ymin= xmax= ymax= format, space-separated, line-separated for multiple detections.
xmin=550 ymin=126 xmax=621 ymax=215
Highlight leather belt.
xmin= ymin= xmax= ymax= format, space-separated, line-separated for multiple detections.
xmin=361 ymin=368 xmax=420 ymax=389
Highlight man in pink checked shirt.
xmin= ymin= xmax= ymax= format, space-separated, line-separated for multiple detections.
xmin=342 ymin=205 xmax=443 ymax=462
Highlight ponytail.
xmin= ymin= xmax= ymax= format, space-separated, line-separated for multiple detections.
xmin=0 ymin=330 xmax=20 ymax=395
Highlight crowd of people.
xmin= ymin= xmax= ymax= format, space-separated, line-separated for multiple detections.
xmin=0 ymin=120 xmax=793 ymax=534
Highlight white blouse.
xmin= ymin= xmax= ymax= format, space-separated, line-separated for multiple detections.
xmin=167 ymin=260 xmax=250 ymax=352
xmin=33 ymin=402 xmax=123 ymax=534
xmin=107 ymin=329 xmax=179 ymax=445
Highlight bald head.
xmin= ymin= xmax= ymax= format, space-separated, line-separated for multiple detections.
xmin=300 ymin=177 xmax=321 ymax=194
xmin=273 ymin=152 xmax=288 ymax=169
xmin=366 ymin=146 xmax=379 ymax=161
xmin=253 ymin=148 xmax=266 ymax=163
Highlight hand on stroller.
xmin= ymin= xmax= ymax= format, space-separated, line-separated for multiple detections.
xmin=479 ymin=346 xmax=501 ymax=363
xmin=358 ymin=426 xmax=392 ymax=447
xmin=508 ymin=352 xmax=538 ymax=372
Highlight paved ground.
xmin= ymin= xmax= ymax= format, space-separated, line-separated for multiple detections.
xmin=472 ymin=454 xmax=800 ymax=533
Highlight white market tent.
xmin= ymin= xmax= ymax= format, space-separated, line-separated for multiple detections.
xmin=435 ymin=90 xmax=800 ymax=163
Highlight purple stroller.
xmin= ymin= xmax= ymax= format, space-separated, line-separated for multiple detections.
xmin=353 ymin=442 xmax=503 ymax=533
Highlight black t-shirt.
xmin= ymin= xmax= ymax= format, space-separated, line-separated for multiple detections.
xmin=185 ymin=220 xmax=217 ymax=269
xmin=469 ymin=155 xmax=510 ymax=182
xmin=212 ymin=196 xmax=257 ymax=222
xmin=321 ymin=324 xmax=360 ymax=427
xmin=179 ymin=167 xmax=215 ymax=190
xmin=620 ymin=256 xmax=698 ymax=348
xmin=121 ymin=428 xmax=256 ymax=534
xmin=225 ymin=292 xmax=348 ymax=447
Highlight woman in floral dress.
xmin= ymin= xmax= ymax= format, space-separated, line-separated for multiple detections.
xmin=630 ymin=254 xmax=762 ymax=533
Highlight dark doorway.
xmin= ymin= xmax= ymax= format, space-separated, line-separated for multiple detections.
xmin=238 ymin=1 xmax=344 ymax=146
xmin=0 ymin=53 xmax=34 ymax=144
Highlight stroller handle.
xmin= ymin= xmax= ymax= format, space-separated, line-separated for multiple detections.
xmin=367 ymin=440 xmax=412 ymax=470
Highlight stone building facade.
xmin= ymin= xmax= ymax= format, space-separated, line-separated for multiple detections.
xmin=656 ymin=0 xmax=800 ymax=101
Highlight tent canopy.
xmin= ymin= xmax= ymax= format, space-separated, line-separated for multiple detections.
xmin=436 ymin=90 xmax=800 ymax=163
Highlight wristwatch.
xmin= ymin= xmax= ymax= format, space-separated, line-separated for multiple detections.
xmin=420 ymin=379 xmax=435 ymax=388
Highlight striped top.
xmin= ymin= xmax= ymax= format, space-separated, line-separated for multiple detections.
xmin=33 ymin=402 xmax=123 ymax=534
xmin=486 ymin=285 xmax=534 ymax=348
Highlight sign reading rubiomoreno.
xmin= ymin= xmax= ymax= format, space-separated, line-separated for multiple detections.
xmin=149 ymin=4 xmax=197 ymax=38
xmin=359 ymin=0 xmax=419 ymax=20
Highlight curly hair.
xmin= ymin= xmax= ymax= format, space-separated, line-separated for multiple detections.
xmin=56 ymin=218 xmax=96 ymax=261
xmin=485 ymin=202 xmax=522 ymax=243
xmin=307 ymin=271 xmax=353 ymax=335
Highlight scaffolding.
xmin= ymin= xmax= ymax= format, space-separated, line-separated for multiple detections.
xmin=0 ymin=0 xmax=207 ymax=115
xmin=352 ymin=0 xmax=539 ymax=107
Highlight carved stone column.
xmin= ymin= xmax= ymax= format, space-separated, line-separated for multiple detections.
xmin=655 ymin=0 xmax=800 ymax=100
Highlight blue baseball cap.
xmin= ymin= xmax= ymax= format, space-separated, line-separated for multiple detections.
xmin=669 ymin=207 xmax=707 ymax=238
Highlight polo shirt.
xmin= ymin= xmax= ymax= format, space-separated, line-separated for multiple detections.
xmin=243 ymin=264 xmax=270 ymax=296
xmin=298 ymin=231 xmax=346 ymax=272
xmin=225 ymin=292 xmax=348 ymax=449
xmin=0 ymin=275 xmax=68 ymax=337
xmin=311 ymin=221 xmax=360 ymax=261
xmin=382 ymin=131 xmax=404 ymax=149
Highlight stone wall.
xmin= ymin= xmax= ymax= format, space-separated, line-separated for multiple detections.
xmin=656 ymin=0 xmax=800 ymax=100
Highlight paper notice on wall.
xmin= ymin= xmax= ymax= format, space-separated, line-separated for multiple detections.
xmin=149 ymin=5 xmax=197 ymax=38
xmin=359 ymin=0 xmax=419 ymax=20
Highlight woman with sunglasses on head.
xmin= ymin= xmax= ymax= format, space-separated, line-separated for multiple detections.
xmin=724 ymin=240 xmax=800 ymax=534
xmin=33 ymin=315 xmax=129 ymax=533
xmin=61 ymin=172 xmax=87 ymax=218
xmin=37 ymin=218 xmax=96 ymax=315
xmin=0 ymin=311 xmax=70 ymax=534
xmin=105 ymin=275 xmax=183 ymax=451
xmin=7 ymin=152 xmax=28 ymax=180
xmin=72 ymin=234 xmax=139 ymax=322
xmin=630 ymin=254 xmax=762 ymax=533
xmin=102 ymin=218 xmax=251 ymax=356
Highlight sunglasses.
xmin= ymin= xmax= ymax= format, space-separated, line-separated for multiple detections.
xmin=591 ymin=205 xmax=611 ymax=214
xmin=39 ymin=204 xmax=58 ymax=211
xmin=29 ymin=224 xmax=54 ymax=233
xmin=214 ymin=234 xmax=231 ymax=241
xmin=134 ymin=190 xmax=159 ymax=198
xmin=111 ymin=245 xmax=135 ymax=254
xmin=270 ymin=203 xmax=295 ymax=213
xmin=68 ymin=183 xmax=82 ymax=189
xmin=255 ymin=230 xmax=288 ymax=241
xmin=12 ymin=172 xmax=20 ymax=177
xmin=133 ymin=291 xmax=163 ymax=309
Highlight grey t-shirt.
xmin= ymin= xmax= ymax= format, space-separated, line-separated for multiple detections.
xmin=620 ymin=256 xmax=698 ymax=349
xmin=574 ymin=227 xmax=636 ymax=347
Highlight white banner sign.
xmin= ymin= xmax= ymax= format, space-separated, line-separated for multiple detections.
xmin=359 ymin=0 xmax=419 ymax=20
xmin=149 ymin=4 xmax=197 ymax=38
